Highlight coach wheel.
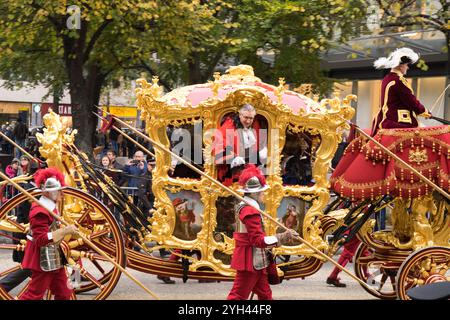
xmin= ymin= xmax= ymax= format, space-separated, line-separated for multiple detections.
xmin=354 ymin=243 xmax=397 ymax=300
xmin=0 ymin=187 xmax=126 ymax=300
xmin=396 ymin=246 xmax=450 ymax=300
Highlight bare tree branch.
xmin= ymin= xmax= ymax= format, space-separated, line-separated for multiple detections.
xmin=83 ymin=20 xmax=112 ymax=63
xmin=138 ymin=60 xmax=172 ymax=91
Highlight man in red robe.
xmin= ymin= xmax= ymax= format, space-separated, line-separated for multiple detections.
xmin=371 ymin=47 xmax=431 ymax=136
xmin=214 ymin=104 xmax=267 ymax=186
xmin=227 ymin=165 xmax=297 ymax=300
xmin=20 ymin=168 xmax=78 ymax=300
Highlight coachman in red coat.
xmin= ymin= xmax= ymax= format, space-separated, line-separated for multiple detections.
xmin=227 ymin=165 xmax=297 ymax=300
xmin=20 ymin=168 xmax=78 ymax=300
xmin=371 ymin=47 xmax=431 ymax=136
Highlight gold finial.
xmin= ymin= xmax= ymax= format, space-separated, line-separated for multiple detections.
xmin=150 ymin=76 xmax=162 ymax=98
xmin=209 ymin=72 xmax=221 ymax=98
xmin=221 ymin=65 xmax=261 ymax=83
xmin=276 ymin=77 xmax=286 ymax=104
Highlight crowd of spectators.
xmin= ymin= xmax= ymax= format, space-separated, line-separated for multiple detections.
xmin=0 ymin=119 xmax=44 ymax=200
xmin=94 ymin=127 xmax=152 ymax=159
xmin=1 ymin=119 xmax=42 ymax=159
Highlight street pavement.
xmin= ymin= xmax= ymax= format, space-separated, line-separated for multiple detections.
xmin=105 ymin=259 xmax=375 ymax=300
xmin=0 ymin=251 xmax=375 ymax=300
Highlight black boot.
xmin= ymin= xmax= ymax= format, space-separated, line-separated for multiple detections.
xmin=157 ymin=275 xmax=175 ymax=284
xmin=326 ymin=277 xmax=346 ymax=287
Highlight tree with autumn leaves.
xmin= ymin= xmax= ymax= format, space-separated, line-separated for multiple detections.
xmin=0 ymin=0 xmax=367 ymax=153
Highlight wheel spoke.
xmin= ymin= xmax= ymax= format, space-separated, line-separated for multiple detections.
xmin=79 ymin=267 xmax=107 ymax=290
xmin=0 ymin=265 xmax=21 ymax=277
xmin=91 ymin=259 xmax=107 ymax=275
xmin=0 ymin=243 xmax=25 ymax=251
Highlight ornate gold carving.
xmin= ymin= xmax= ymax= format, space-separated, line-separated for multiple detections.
xmin=408 ymin=147 xmax=428 ymax=165
xmin=276 ymin=77 xmax=286 ymax=105
xmin=150 ymin=76 xmax=163 ymax=98
xmin=294 ymin=84 xmax=312 ymax=97
xmin=370 ymin=194 xmax=443 ymax=251
xmin=36 ymin=109 xmax=78 ymax=188
xmin=221 ymin=65 xmax=261 ymax=83
xmin=209 ymin=72 xmax=221 ymax=98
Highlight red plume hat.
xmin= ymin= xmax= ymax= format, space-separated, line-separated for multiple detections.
xmin=34 ymin=167 xmax=66 ymax=191
xmin=238 ymin=164 xmax=268 ymax=193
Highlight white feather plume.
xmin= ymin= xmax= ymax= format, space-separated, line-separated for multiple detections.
xmin=374 ymin=57 xmax=389 ymax=69
xmin=373 ymin=47 xmax=420 ymax=69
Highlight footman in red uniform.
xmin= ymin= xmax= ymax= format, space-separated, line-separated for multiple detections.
xmin=227 ymin=165 xmax=297 ymax=300
xmin=20 ymin=168 xmax=78 ymax=300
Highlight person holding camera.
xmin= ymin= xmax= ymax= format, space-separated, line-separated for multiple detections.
xmin=123 ymin=150 xmax=148 ymax=188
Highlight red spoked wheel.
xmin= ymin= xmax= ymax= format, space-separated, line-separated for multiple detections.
xmin=396 ymin=246 xmax=450 ymax=300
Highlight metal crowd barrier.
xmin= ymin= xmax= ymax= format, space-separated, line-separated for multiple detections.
xmin=0 ymin=183 xmax=19 ymax=206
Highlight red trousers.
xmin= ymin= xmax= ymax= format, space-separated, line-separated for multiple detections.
xmin=227 ymin=269 xmax=272 ymax=300
xmin=20 ymin=268 xmax=73 ymax=300
xmin=329 ymin=239 xmax=369 ymax=280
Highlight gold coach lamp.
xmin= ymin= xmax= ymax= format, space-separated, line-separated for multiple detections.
xmin=136 ymin=65 xmax=355 ymax=276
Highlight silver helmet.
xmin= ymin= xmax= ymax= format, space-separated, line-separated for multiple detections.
xmin=238 ymin=176 xmax=269 ymax=193
xmin=42 ymin=177 xmax=63 ymax=192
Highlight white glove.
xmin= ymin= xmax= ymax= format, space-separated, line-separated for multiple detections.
xmin=276 ymin=230 xmax=300 ymax=245
xmin=231 ymin=156 xmax=245 ymax=169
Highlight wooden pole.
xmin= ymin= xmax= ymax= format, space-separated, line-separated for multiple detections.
xmin=429 ymin=84 xmax=450 ymax=114
xmin=0 ymin=170 xmax=160 ymax=300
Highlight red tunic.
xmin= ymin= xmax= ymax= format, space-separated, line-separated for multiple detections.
xmin=19 ymin=199 xmax=73 ymax=300
xmin=230 ymin=206 xmax=270 ymax=272
xmin=21 ymin=202 xmax=56 ymax=272
xmin=371 ymin=71 xmax=427 ymax=136
xmin=179 ymin=209 xmax=195 ymax=223
xmin=213 ymin=116 xmax=262 ymax=185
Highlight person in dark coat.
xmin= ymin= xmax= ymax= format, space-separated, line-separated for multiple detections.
xmin=13 ymin=118 xmax=28 ymax=158
xmin=123 ymin=150 xmax=147 ymax=188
